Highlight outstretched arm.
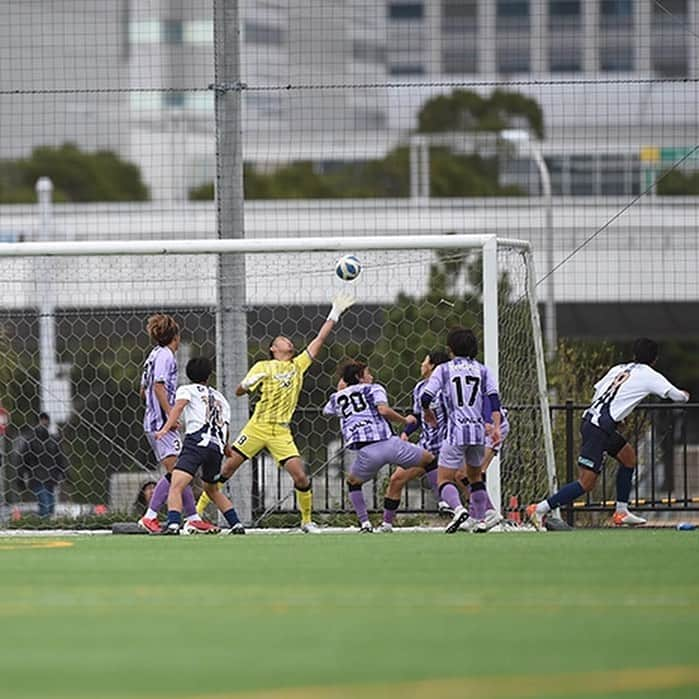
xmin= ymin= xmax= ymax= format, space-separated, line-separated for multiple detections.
xmin=154 ymin=398 xmax=187 ymax=439
xmin=306 ymin=292 xmax=355 ymax=360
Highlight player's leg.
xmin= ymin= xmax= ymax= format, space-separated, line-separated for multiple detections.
xmin=436 ymin=444 xmax=468 ymax=533
xmin=528 ymin=420 xmax=601 ymax=531
xmin=139 ymin=431 xmax=180 ymax=533
xmin=200 ymin=455 xmax=245 ymax=534
xmin=164 ymin=469 xmax=193 ymax=534
xmin=462 ymin=446 xmax=488 ymax=522
xmin=610 ymin=439 xmax=646 ymax=526
xmin=346 ymin=443 xmax=386 ymax=532
xmin=274 ymin=428 xmax=319 ymax=532
xmin=196 ymin=424 xmax=256 ymax=514
xmin=381 ymin=445 xmax=434 ymax=531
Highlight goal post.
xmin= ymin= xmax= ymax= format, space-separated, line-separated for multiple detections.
xmin=0 ymin=234 xmax=554 ymax=525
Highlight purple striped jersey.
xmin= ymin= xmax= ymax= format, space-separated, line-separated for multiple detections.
xmin=412 ymin=379 xmax=447 ymax=453
xmin=422 ymin=357 xmax=498 ymax=446
xmin=141 ymin=345 xmax=178 ymax=432
xmin=323 ymin=383 xmax=393 ymax=447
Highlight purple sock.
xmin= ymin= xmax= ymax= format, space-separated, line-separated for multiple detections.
xmin=469 ymin=488 xmax=488 ymax=520
xmin=349 ymin=489 xmax=369 ymax=524
xmin=182 ymin=486 xmax=196 ymax=518
xmin=426 ymin=470 xmax=440 ymax=501
xmin=149 ymin=476 xmax=170 ymax=514
xmin=383 ymin=507 xmax=396 ymax=524
xmin=484 ymin=490 xmax=495 ymax=511
xmin=439 ymin=483 xmax=462 ymax=511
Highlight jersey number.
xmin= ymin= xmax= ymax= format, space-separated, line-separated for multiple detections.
xmin=337 ymin=392 xmax=368 ymax=418
xmin=592 ymin=370 xmax=631 ymax=410
xmin=451 ymin=375 xmax=480 ymax=407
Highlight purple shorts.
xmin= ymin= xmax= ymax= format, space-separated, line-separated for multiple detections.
xmin=485 ymin=420 xmax=510 ymax=450
xmin=146 ymin=430 xmax=181 ymax=464
xmin=438 ymin=442 xmax=485 ymax=470
xmin=349 ymin=436 xmax=425 ymax=482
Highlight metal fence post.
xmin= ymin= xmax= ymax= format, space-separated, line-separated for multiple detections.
xmin=565 ymin=399 xmax=575 ymax=526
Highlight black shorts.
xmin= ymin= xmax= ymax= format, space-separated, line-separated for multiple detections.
xmin=578 ymin=419 xmax=627 ymax=473
xmin=174 ymin=437 xmax=224 ymax=483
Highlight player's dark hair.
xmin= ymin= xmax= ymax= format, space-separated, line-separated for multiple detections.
xmin=342 ymin=361 xmax=367 ymax=386
xmin=428 ymin=349 xmax=449 ymax=367
xmin=147 ymin=313 xmax=180 ymax=346
xmin=186 ymin=357 xmax=212 ymax=383
xmin=446 ymin=327 xmax=478 ymax=358
xmin=633 ymin=337 xmax=658 ymax=365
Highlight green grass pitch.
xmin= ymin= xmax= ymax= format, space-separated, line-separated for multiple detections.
xmin=0 ymin=530 xmax=697 ymax=699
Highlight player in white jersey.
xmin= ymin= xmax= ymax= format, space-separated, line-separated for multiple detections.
xmin=155 ymin=357 xmax=244 ymax=535
xmin=528 ymin=338 xmax=689 ymax=531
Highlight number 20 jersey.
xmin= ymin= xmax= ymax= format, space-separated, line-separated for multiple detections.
xmin=323 ymin=383 xmax=393 ymax=448
xmin=422 ymin=357 xmax=498 ymax=446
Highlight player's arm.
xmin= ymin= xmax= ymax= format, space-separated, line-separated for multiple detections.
xmin=649 ymin=369 xmax=690 ymax=403
xmin=154 ymin=398 xmax=188 ymax=439
xmin=153 ymin=381 xmax=171 ymax=417
xmin=306 ymin=292 xmax=355 ymax=360
xmin=377 ymin=402 xmax=417 ymax=427
xmin=236 ymin=362 xmax=268 ymax=396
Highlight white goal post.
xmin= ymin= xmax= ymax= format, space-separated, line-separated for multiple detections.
xmin=0 ymin=234 xmax=555 ymax=524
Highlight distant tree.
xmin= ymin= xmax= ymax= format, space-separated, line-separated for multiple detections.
xmin=417 ymin=88 xmax=544 ymax=140
xmin=0 ymin=143 xmax=149 ymax=203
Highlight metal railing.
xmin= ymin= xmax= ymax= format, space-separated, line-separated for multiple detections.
xmin=251 ymin=402 xmax=699 ymax=525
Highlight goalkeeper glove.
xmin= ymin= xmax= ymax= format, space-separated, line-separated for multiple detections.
xmin=327 ymin=291 xmax=355 ymax=322
xmin=240 ymin=371 xmax=266 ymax=391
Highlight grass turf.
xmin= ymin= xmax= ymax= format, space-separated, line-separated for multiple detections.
xmin=0 ymin=530 xmax=697 ymax=699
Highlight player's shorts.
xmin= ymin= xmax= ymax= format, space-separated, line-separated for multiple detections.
xmin=231 ymin=420 xmax=300 ymax=464
xmin=349 ymin=436 xmax=425 ymax=482
xmin=174 ymin=436 xmax=224 ymax=483
xmin=146 ymin=430 xmax=181 ymax=464
xmin=485 ymin=420 xmax=510 ymax=451
xmin=438 ymin=442 xmax=485 ymax=470
xmin=578 ymin=419 xmax=627 ymax=473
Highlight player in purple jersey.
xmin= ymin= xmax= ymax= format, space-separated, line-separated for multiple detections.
xmin=421 ymin=327 xmax=501 ymax=534
xmin=378 ymin=350 xmax=451 ymax=531
xmin=528 ymin=338 xmax=689 ymax=531
xmin=137 ymin=314 xmax=217 ymax=534
xmin=323 ymin=361 xmax=433 ymax=532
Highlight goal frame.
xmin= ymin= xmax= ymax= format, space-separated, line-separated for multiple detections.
xmin=0 ymin=233 xmax=556 ymax=515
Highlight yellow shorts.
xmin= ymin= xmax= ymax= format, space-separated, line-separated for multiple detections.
xmin=232 ymin=420 xmax=300 ymax=464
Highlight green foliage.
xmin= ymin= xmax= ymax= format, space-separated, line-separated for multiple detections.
xmin=0 ymin=143 xmax=149 ymax=203
xmin=417 ymin=88 xmax=545 ymax=140
xmin=656 ymin=169 xmax=699 ymax=195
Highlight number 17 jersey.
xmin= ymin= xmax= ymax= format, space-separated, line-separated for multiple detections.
xmin=322 ymin=383 xmax=393 ymax=447
xmin=423 ymin=357 xmax=498 ymax=446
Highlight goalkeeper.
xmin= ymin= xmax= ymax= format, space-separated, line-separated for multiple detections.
xmin=197 ymin=292 xmax=355 ymax=532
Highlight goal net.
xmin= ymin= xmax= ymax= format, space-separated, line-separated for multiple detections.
xmin=0 ymin=235 xmax=554 ymax=527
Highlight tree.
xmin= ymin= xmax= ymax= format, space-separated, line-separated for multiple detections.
xmin=656 ymin=169 xmax=699 ymax=196
xmin=0 ymin=143 xmax=149 ymax=203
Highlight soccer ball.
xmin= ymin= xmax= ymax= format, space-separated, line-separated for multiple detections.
xmin=335 ymin=254 xmax=361 ymax=281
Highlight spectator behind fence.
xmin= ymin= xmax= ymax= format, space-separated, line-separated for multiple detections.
xmin=132 ymin=480 xmax=157 ymax=517
xmin=17 ymin=413 xmax=68 ymax=517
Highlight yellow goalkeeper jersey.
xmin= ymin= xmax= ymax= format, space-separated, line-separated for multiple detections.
xmin=243 ymin=351 xmax=313 ymax=424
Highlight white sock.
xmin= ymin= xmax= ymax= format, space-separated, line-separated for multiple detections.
xmin=145 ymin=508 xmax=158 ymax=520
xmin=616 ymin=502 xmax=629 ymax=514
xmin=536 ymin=501 xmax=551 ymax=515
xmin=185 ymin=514 xmax=202 ymax=522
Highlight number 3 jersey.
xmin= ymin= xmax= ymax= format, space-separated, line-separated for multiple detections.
xmin=174 ymin=383 xmax=231 ymax=453
xmin=422 ymin=357 xmax=498 ymax=446
xmin=323 ymin=383 xmax=393 ymax=448
xmin=584 ymin=362 xmax=686 ymax=432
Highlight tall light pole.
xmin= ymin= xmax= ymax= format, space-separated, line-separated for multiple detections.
xmin=500 ymin=129 xmax=556 ymax=358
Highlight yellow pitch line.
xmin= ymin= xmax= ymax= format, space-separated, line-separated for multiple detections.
xmin=187 ymin=665 xmax=699 ymax=699
xmin=0 ymin=540 xmax=74 ymax=551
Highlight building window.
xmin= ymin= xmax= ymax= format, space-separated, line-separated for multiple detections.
xmin=651 ymin=0 xmax=688 ymax=76
xmin=389 ymin=64 xmax=426 ymax=75
xmin=497 ymin=1 xmax=529 ymax=18
xmin=244 ymin=22 xmax=285 ymax=45
xmin=442 ymin=48 xmax=478 ymax=74
xmin=163 ymin=91 xmax=186 ymax=109
xmin=549 ymin=0 xmax=581 ymax=20
xmin=389 ymin=2 xmax=424 ymax=20
xmin=442 ymin=0 xmax=477 ymax=34
xmin=599 ymin=0 xmax=633 ymax=29
xmin=161 ymin=20 xmax=183 ymax=44
xmin=600 ymin=43 xmax=633 ymax=71
xmin=497 ymin=1 xmax=530 ymax=74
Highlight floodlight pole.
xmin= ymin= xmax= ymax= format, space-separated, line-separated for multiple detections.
xmin=500 ymin=130 xmax=556 ymax=358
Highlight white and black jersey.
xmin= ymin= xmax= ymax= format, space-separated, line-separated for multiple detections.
xmin=584 ymin=362 xmax=687 ymax=432
xmin=175 ymin=383 xmax=231 ymax=454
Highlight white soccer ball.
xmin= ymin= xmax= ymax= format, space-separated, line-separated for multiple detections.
xmin=335 ymin=254 xmax=362 ymax=281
